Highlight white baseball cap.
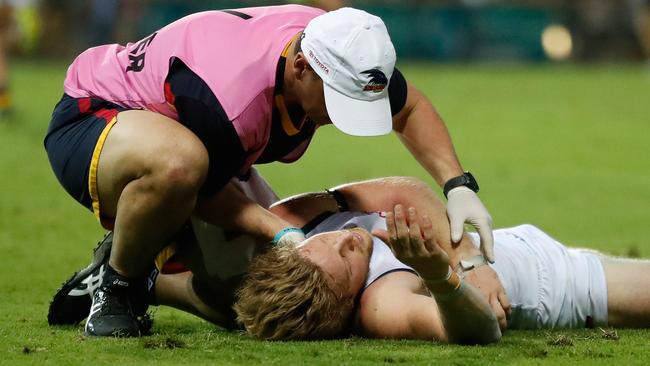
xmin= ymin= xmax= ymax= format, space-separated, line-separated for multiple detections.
xmin=301 ymin=8 xmax=396 ymax=136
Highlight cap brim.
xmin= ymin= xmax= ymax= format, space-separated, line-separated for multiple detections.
xmin=323 ymin=83 xmax=393 ymax=137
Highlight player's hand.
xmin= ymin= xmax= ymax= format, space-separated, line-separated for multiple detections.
xmin=446 ymin=186 xmax=495 ymax=263
xmin=372 ymin=205 xmax=450 ymax=281
xmin=463 ymin=266 xmax=511 ymax=330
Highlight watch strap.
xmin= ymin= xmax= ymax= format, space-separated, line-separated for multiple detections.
xmin=443 ymin=171 xmax=479 ymax=198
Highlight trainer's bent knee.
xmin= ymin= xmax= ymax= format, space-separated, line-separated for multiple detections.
xmin=99 ymin=110 xmax=209 ymax=201
xmin=157 ymin=151 xmax=208 ymax=195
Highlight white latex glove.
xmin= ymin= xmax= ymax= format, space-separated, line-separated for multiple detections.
xmin=446 ymin=186 xmax=495 ymax=262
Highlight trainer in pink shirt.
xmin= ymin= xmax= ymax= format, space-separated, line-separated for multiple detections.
xmin=64 ymin=5 xmax=324 ymax=172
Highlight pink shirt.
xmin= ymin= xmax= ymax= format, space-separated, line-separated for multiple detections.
xmin=64 ymin=5 xmax=324 ymax=171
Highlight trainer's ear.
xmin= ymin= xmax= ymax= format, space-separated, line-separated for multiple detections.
xmin=292 ymin=52 xmax=311 ymax=81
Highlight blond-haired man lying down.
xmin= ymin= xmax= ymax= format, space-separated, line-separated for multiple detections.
xmin=49 ymin=174 xmax=650 ymax=343
xmin=230 ymin=177 xmax=504 ymax=343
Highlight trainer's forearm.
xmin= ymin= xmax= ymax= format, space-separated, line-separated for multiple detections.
xmin=393 ymin=84 xmax=463 ymax=186
xmin=195 ymin=183 xmax=293 ymax=241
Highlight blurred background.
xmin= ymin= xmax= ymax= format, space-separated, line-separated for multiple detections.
xmin=3 ymin=0 xmax=649 ymax=61
xmin=0 ymin=0 xmax=648 ymax=115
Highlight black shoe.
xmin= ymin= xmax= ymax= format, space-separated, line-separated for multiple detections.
xmin=48 ymin=232 xmax=113 ymax=326
xmin=48 ymin=232 xmax=156 ymax=334
xmin=84 ymin=276 xmax=142 ymax=337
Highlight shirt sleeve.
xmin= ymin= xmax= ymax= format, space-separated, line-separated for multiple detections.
xmin=388 ymin=67 xmax=408 ymax=116
xmin=165 ymin=59 xmax=246 ymax=196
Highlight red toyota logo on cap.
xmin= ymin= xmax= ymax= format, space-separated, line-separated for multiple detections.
xmin=308 ymin=50 xmax=330 ymax=74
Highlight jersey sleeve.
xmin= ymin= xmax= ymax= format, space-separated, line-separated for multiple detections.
xmin=388 ymin=67 xmax=408 ymax=116
xmin=165 ymin=59 xmax=246 ymax=195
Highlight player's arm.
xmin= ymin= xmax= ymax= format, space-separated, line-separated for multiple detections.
xmin=267 ymin=176 xmax=446 ymax=235
xmin=358 ymin=212 xmax=501 ymax=344
xmin=358 ymin=271 xmax=500 ymax=344
xmin=155 ymin=272 xmax=236 ymax=330
xmin=378 ymin=203 xmax=510 ymax=329
xmin=333 ymin=177 xmax=467 ymax=259
xmin=272 ymin=176 xmax=466 ymax=260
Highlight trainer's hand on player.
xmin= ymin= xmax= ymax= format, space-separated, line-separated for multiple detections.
xmin=372 ymin=205 xmax=450 ymax=281
xmin=446 ymin=187 xmax=495 ymax=263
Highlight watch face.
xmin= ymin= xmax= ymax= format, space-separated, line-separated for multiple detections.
xmin=464 ymin=172 xmax=479 ymax=192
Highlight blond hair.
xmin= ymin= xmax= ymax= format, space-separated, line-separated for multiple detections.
xmin=234 ymin=245 xmax=354 ymax=340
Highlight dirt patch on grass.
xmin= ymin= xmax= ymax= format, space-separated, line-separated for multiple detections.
xmin=142 ymin=336 xmax=186 ymax=349
xmin=599 ymin=327 xmax=619 ymax=340
xmin=547 ymin=334 xmax=573 ymax=347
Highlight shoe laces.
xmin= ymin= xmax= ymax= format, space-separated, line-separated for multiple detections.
xmin=94 ymin=286 xmax=136 ymax=318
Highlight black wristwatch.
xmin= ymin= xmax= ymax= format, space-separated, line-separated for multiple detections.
xmin=443 ymin=171 xmax=479 ymax=198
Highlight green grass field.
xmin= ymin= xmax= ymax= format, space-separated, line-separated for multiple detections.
xmin=1 ymin=60 xmax=649 ymax=365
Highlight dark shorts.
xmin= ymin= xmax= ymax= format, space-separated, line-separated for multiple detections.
xmin=44 ymin=94 xmax=126 ymax=226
